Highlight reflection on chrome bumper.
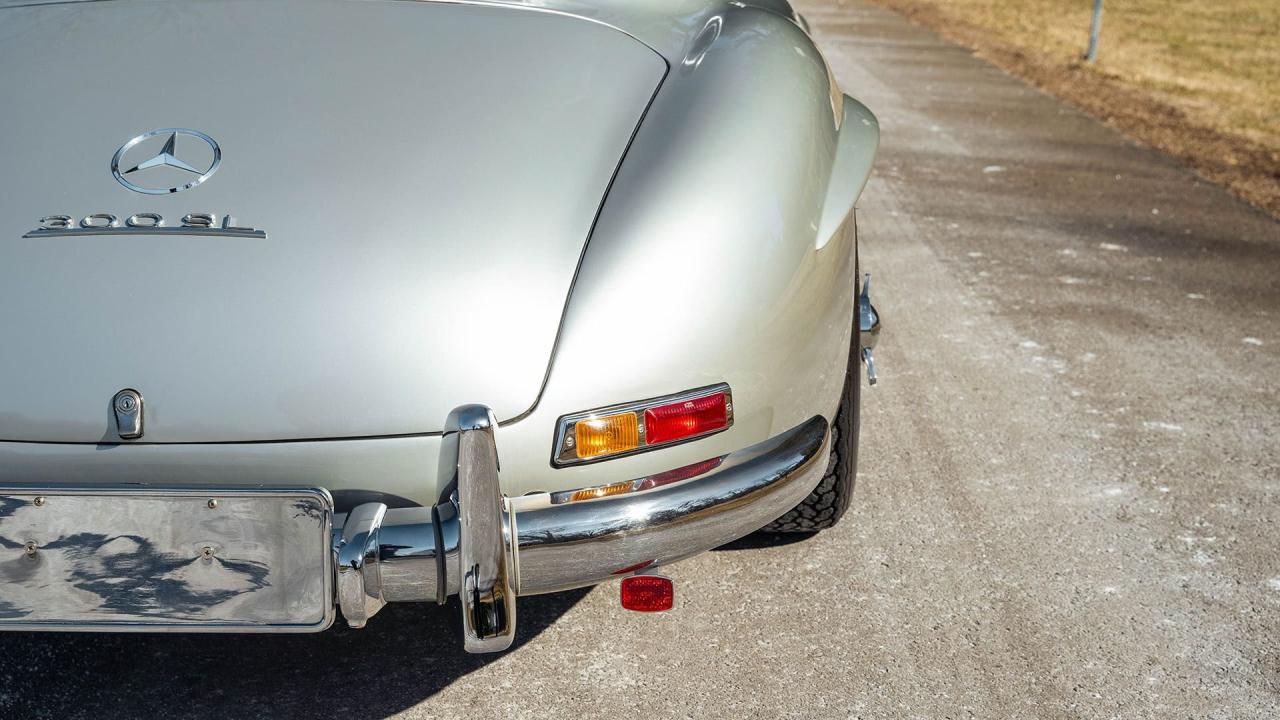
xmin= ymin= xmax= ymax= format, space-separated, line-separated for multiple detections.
xmin=0 ymin=414 xmax=827 ymax=650
xmin=332 ymin=413 xmax=828 ymax=651
xmin=514 ymin=415 xmax=828 ymax=595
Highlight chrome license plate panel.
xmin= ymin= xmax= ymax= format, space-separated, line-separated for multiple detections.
xmin=0 ymin=486 xmax=334 ymax=632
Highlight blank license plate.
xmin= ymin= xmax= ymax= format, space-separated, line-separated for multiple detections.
xmin=0 ymin=486 xmax=333 ymax=632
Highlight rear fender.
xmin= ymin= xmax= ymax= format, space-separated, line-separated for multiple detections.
xmin=495 ymin=7 xmax=872 ymax=497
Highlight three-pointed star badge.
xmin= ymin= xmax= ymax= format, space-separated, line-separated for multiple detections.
xmin=121 ymin=132 xmax=203 ymax=176
xmin=111 ymin=127 xmax=221 ymax=194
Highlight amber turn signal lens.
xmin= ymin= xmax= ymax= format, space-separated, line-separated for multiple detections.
xmin=574 ymin=412 xmax=639 ymax=460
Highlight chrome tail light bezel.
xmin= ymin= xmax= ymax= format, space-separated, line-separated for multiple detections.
xmin=551 ymin=383 xmax=734 ymax=467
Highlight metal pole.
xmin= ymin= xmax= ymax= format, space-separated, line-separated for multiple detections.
xmin=1085 ymin=0 xmax=1104 ymax=63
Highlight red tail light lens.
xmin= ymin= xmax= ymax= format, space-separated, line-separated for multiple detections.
xmin=643 ymin=391 xmax=729 ymax=445
xmin=553 ymin=384 xmax=733 ymax=466
xmin=620 ymin=575 xmax=674 ymax=612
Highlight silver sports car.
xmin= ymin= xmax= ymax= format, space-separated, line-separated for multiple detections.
xmin=0 ymin=0 xmax=879 ymax=652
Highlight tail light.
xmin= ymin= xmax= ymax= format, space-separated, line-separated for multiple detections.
xmin=552 ymin=384 xmax=733 ymax=466
xmin=644 ymin=393 xmax=729 ymax=445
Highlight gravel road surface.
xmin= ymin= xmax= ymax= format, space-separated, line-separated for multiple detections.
xmin=2 ymin=2 xmax=1278 ymax=718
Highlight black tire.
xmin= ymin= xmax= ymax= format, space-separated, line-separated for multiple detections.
xmin=761 ymin=318 xmax=861 ymax=534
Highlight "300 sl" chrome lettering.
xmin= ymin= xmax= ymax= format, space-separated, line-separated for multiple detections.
xmin=24 ymin=213 xmax=266 ymax=239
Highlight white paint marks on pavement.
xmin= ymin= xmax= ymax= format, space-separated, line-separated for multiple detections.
xmin=983 ymin=165 xmax=1005 ymax=174
xmin=1243 ymin=337 xmax=1264 ymax=346
xmin=1099 ymin=243 xmax=1128 ymax=252
xmin=1143 ymin=421 xmax=1184 ymax=433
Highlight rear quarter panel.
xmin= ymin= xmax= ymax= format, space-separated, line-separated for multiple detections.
xmin=497 ymin=6 xmax=878 ymax=496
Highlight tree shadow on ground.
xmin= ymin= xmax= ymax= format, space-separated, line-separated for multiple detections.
xmin=0 ymin=589 xmax=589 ymax=720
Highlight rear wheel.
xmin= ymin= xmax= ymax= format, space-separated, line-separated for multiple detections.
xmin=761 ymin=330 xmax=861 ymax=533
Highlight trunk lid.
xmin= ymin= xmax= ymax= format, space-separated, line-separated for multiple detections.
xmin=0 ymin=0 xmax=664 ymax=442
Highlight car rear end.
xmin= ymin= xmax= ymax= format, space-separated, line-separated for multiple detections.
xmin=0 ymin=0 xmax=873 ymax=650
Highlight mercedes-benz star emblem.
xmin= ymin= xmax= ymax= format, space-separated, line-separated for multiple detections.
xmin=110 ymin=128 xmax=221 ymax=195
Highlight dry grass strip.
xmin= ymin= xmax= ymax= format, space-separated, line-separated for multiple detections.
xmin=861 ymin=0 xmax=1280 ymax=218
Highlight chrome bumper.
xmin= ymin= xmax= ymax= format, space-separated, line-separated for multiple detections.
xmin=0 ymin=414 xmax=827 ymax=650
xmin=333 ymin=412 xmax=829 ymax=652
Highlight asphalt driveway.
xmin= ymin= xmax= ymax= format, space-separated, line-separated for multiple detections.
xmin=2 ymin=2 xmax=1277 ymax=718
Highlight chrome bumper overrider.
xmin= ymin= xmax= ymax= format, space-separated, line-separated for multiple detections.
xmin=0 ymin=413 xmax=827 ymax=652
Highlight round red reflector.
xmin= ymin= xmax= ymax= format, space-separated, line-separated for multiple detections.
xmin=620 ymin=575 xmax=674 ymax=612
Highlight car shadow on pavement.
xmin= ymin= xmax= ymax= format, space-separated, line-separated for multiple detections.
xmin=0 ymin=588 xmax=590 ymax=719
xmin=713 ymin=532 xmax=815 ymax=551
